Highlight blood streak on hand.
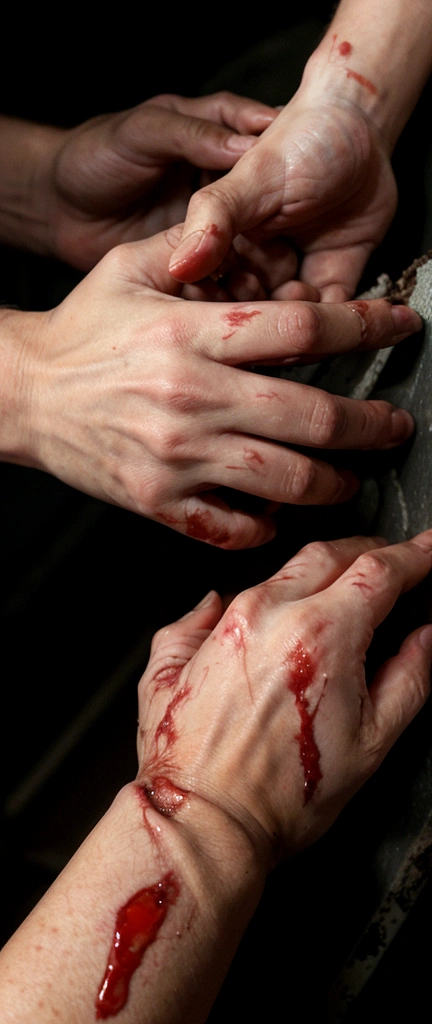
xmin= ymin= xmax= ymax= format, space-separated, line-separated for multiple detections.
xmin=286 ymin=640 xmax=325 ymax=804
xmin=339 ymin=40 xmax=352 ymax=56
xmin=345 ymin=69 xmax=377 ymax=95
xmin=95 ymin=872 xmax=180 ymax=1019
xmin=185 ymin=509 xmax=230 ymax=546
xmin=346 ymin=299 xmax=373 ymax=342
xmin=221 ymin=308 xmax=261 ymax=339
xmin=155 ymin=685 xmax=191 ymax=749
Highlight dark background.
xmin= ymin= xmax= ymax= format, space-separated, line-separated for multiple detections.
xmin=1 ymin=4 xmax=432 ymax=1020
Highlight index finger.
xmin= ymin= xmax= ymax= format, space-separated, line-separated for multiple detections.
xmin=199 ymin=298 xmax=422 ymax=365
xmin=328 ymin=530 xmax=432 ymax=637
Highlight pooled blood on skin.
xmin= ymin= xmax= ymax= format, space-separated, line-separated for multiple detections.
xmin=95 ymin=872 xmax=180 ymax=1019
xmin=339 ymin=40 xmax=352 ymax=56
xmin=144 ymin=776 xmax=189 ymax=816
xmin=287 ymin=640 xmax=324 ymax=804
xmin=345 ymin=69 xmax=377 ymax=95
xmin=185 ymin=509 xmax=230 ymax=546
xmin=221 ymin=308 xmax=262 ymax=339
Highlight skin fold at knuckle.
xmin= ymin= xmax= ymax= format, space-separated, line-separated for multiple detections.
xmin=282 ymin=302 xmax=322 ymax=357
xmin=282 ymin=456 xmax=318 ymax=503
xmin=306 ymin=393 xmax=348 ymax=447
xmin=349 ymin=550 xmax=394 ymax=594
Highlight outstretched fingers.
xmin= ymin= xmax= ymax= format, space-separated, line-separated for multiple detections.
xmin=330 ymin=531 xmax=432 ymax=640
xmin=261 ymin=536 xmax=389 ymax=601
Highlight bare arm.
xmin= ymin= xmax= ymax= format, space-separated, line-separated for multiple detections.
xmin=170 ymin=0 xmax=432 ymax=301
xmin=1 ymin=532 xmax=432 ymax=1022
xmin=0 ymin=94 xmax=276 ymax=268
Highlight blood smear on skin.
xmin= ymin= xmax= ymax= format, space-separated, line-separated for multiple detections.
xmin=95 ymin=872 xmax=180 ymax=1019
xmin=287 ymin=641 xmax=323 ymax=804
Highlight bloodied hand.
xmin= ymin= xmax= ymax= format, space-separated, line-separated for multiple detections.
xmin=2 ymin=225 xmax=421 ymax=549
xmin=137 ymin=532 xmax=432 ymax=855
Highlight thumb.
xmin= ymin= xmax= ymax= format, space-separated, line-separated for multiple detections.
xmin=114 ymin=225 xmax=191 ymax=295
xmin=168 ymin=163 xmax=266 ymax=283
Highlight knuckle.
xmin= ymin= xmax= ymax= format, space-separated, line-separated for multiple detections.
xmin=230 ymin=587 xmax=261 ymax=626
xmin=301 ymin=539 xmax=342 ymax=566
xmin=145 ymin=420 xmax=190 ymax=462
xmin=352 ymin=551 xmax=393 ymax=589
xmin=307 ymin=394 xmax=348 ymax=447
xmin=283 ymin=303 xmax=322 ymax=354
xmin=284 ymin=458 xmax=317 ymax=502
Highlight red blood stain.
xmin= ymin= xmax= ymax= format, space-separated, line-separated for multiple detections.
xmin=351 ymin=580 xmax=373 ymax=593
xmin=144 ymin=776 xmax=189 ymax=816
xmin=256 ymin=390 xmax=282 ymax=402
xmin=221 ymin=308 xmax=262 ymax=339
xmin=287 ymin=641 xmax=324 ymax=804
xmin=95 ymin=872 xmax=180 ymax=1019
xmin=244 ymin=447 xmax=264 ymax=468
xmin=209 ymin=223 xmax=220 ymax=237
xmin=346 ymin=299 xmax=370 ymax=340
xmin=339 ymin=40 xmax=352 ymax=56
xmin=345 ymin=69 xmax=377 ymax=94
xmin=185 ymin=509 xmax=230 ymax=546
xmin=155 ymin=685 xmax=191 ymax=748
xmin=156 ymin=511 xmax=179 ymax=526
xmin=151 ymin=664 xmax=183 ymax=695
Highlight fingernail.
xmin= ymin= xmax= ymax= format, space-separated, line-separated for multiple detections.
xmin=419 ymin=624 xmax=432 ymax=652
xmin=226 ymin=134 xmax=256 ymax=153
xmin=194 ymin=590 xmax=217 ymax=609
xmin=169 ymin=230 xmax=206 ymax=270
xmin=389 ymin=408 xmax=414 ymax=443
xmin=391 ymin=304 xmax=423 ymax=335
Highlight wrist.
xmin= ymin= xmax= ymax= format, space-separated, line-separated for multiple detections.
xmin=300 ymin=1 xmax=432 ymax=152
xmin=0 ymin=307 xmax=45 ymax=466
xmin=0 ymin=117 xmax=67 ymax=255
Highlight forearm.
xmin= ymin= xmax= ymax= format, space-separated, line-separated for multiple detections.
xmin=0 ymin=116 xmax=65 ymax=254
xmin=0 ymin=307 xmax=43 ymax=466
xmin=303 ymin=0 xmax=432 ymax=150
xmin=0 ymin=782 xmax=265 ymax=1023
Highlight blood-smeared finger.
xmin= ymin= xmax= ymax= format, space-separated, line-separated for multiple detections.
xmin=153 ymin=493 xmax=276 ymax=550
xmin=259 ymin=536 xmax=388 ymax=601
xmin=327 ymin=531 xmax=432 ymax=638
xmin=201 ymin=297 xmax=422 ymax=366
xmin=213 ymin=439 xmax=359 ymax=505
xmin=168 ymin=159 xmax=276 ymax=282
xmin=366 ymin=625 xmax=432 ymax=760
